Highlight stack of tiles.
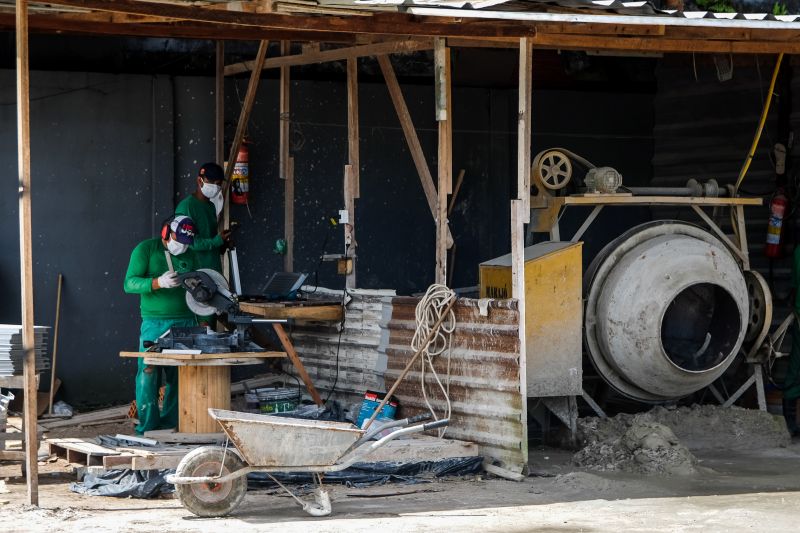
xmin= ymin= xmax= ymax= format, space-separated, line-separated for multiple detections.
xmin=0 ymin=325 xmax=50 ymax=376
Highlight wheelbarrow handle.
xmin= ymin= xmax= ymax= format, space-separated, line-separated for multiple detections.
xmin=406 ymin=412 xmax=432 ymax=424
xmin=423 ymin=418 xmax=449 ymax=432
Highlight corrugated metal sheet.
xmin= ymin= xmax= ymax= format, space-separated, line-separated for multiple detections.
xmin=381 ymin=297 xmax=525 ymax=468
xmin=652 ymin=58 xmax=796 ymax=318
xmin=286 ymin=288 xmax=396 ymax=406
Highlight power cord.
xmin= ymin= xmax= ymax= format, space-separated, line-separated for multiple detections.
xmin=324 ymin=242 xmax=351 ymax=405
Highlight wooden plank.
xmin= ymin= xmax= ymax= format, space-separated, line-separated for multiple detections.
xmin=16 ymin=0 xmax=38 ymax=504
xmin=272 ymin=323 xmax=324 ymax=406
xmin=0 ymin=450 xmax=25 ymax=461
xmin=347 ymin=56 xmax=360 ymax=199
xmin=517 ymin=37 xmax=532 ymax=220
xmin=131 ymin=453 xmax=187 ymax=470
xmin=377 ymin=55 xmax=453 ymax=248
xmin=238 ymin=301 xmax=343 ymax=321
xmin=221 ymin=40 xmax=268 ymax=199
xmin=143 ymin=430 xmax=225 ymax=444
xmin=102 ymin=454 xmax=135 ymax=469
xmin=119 ymin=351 xmax=285 ymax=360
xmin=226 ymin=39 xmax=431 ymax=75
xmin=178 ymin=364 xmax=230 ymax=433
xmin=435 ymin=38 xmax=451 ymax=286
xmin=365 ymin=435 xmax=479 ymax=463
xmin=38 ymin=406 xmax=130 ymax=429
xmin=142 ymin=357 xmax=266 ymax=367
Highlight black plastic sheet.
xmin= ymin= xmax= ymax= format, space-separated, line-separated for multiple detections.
xmin=246 ymin=456 xmax=483 ymax=488
xmin=70 ymin=469 xmax=174 ymax=498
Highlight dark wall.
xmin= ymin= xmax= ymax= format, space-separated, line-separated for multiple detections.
xmin=0 ymin=61 xmax=654 ymax=407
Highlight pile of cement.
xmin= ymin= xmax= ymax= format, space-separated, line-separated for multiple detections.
xmin=572 ymin=404 xmax=791 ymax=475
xmin=644 ymin=404 xmax=790 ymax=450
xmin=573 ymin=416 xmax=700 ymax=475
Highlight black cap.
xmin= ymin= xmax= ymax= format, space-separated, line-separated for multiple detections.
xmin=199 ymin=162 xmax=224 ymax=183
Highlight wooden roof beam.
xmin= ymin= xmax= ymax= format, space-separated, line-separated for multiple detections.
xmin=224 ymin=39 xmax=432 ymax=76
xmin=41 ymin=0 xmax=539 ymax=38
xmin=0 ymin=14 xmax=357 ymax=42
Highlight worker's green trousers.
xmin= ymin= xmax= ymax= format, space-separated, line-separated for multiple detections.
xmin=135 ymin=318 xmax=197 ymax=435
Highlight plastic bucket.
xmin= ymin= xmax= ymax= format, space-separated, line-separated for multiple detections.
xmin=256 ymin=388 xmax=302 ymax=414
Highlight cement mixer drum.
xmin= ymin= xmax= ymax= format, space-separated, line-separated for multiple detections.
xmin=584 ymin=221 xmax=749 ymax=402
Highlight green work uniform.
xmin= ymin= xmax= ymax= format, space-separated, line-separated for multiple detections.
xmin=175 ymin=195 xmax=223 ymax=272
xmin=124 ymin=238 xmax=199 ymax=434
xmin=788 ymin=246 xmax=800 ymax=401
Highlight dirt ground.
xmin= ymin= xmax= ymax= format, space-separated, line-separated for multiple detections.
xmin=0 ymin=433 xmax=798 ymax=532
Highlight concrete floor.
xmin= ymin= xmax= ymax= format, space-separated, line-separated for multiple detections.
xmin=0 ymin=441 xmax=798 ymax=532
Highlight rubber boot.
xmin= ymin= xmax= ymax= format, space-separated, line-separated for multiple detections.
xmin=783 ymin=397 xmax=799 ymax=437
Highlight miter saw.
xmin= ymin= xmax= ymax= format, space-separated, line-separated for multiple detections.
xmin=148 ymin=268 xmax=286 ymax=354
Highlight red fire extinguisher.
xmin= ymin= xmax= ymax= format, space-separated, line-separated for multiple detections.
xmin=231 ymin=141 xmax=250 ymax=205
xmin=766 ymin=188 xmax=788 ymax=258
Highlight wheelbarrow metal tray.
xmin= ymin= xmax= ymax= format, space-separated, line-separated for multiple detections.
xmin=209 ymin=409 xmax=364 ymax=467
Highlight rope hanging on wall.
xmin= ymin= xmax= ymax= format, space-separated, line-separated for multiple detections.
xmin=411 ymin=284 xmax=456 ymax=437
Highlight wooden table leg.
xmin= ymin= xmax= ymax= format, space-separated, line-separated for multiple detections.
xmin=178 ymin=365 xmax=230 ymax=433
xmin=272 ymin=323 xmax=324 ymax=406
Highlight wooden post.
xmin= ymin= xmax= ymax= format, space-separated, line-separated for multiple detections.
xmin=215 ymin=41 xmax=230 ymax=284
xmin=377 ymin=55 xmax=453 ymax=248
xmin=280 ymin=40 xmax=294 ymax=272
xmin=518 ymin=38 xmax=532 ymax=221
xmin=345 ymin=56 xmax=358 ymax=288
xmin=510 ymin=199 xmax=528 ymax=465
xmin=434 ymin=38 xmax=452 ymax=285
xmin=222 ymin=40 xmax=269 ymax=193
xmin=16 ymin=0 xmax=39 ymax=506
xmin=215 ymin=41 xmax=225 ymax=167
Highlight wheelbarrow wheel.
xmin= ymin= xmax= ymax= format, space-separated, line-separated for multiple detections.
xmin=174 ymin=446 xmax=248 ymax=518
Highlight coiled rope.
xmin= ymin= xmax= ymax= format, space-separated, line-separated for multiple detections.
xmin=411 ymin=284 xmax=456 ymax=437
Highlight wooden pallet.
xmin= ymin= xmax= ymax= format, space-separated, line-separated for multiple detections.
xmin=47 ymin=438 xmax=121 ymax=467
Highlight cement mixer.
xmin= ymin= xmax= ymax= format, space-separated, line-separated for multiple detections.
xmin=583 ymin=221 xmax=755 ymax=403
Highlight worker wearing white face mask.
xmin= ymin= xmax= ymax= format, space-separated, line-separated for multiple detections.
xmin=123 ymin=214 xmax=200 ymax=434
xmin=175 ymin=162 xmax=231 ymax=274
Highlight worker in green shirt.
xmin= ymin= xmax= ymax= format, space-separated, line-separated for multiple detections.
xmin=786 ymin=246 xmax=800 ymax=436
xmin=175 ymin=162 xmax=231 ymax=273
xmin=124 ymin=215 xmax=200 ymax=435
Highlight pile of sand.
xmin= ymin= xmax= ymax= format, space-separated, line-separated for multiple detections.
xmin=573 ymin=416 xmax=699 ymax=475
xmin=572 ymin=404 xmax=790 ymax=475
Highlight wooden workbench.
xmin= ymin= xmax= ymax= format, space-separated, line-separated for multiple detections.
xmin=120 ymin=351 xmax=283 ymax=433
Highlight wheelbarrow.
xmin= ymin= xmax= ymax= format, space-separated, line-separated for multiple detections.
xmin=166 ymin=408 xmax=448 ymax=517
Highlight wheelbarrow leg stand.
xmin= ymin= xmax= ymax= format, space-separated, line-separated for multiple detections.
xmin=264 ymin=471 xmax=332 ymax=517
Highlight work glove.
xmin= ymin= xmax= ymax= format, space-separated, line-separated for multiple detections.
xmin=157 ymin=271 xmax=180 ymax=289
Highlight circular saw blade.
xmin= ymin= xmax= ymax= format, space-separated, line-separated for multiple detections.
xmin=185 ymin=268 xmax=230 ymax=316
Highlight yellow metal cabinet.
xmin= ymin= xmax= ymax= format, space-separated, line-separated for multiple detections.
xmin=479 ymin=242 xmax=583 ymax=397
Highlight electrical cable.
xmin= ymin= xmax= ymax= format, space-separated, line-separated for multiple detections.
xmin=731 ymin=53 xmax=784 ymax=245
xmin=412 ymin=284 xmax=456 ymax=437
xmin=323 ymin=242 xmax=351 ymax=405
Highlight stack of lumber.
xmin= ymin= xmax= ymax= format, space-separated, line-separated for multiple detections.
xmin=39 ymin=406 xmax=130 ymax=430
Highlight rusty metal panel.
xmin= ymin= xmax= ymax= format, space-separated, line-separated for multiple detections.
xmin=381 ymin=297 xmax=525 ymax=468
xmin=287 ymin=288 xmax=395 ymax=405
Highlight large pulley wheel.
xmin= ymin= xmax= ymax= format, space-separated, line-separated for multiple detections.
xmin=534 ymin=149 xmax=573 ymax=190
xmin=174 ymin=446 xmax=248 ymax=518
xmin=744 ymin=270 xmax=772 ymax=344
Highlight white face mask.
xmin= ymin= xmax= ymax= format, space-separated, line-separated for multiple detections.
xmin=167 ymin=239 xmax=188 ymax=256
xmin=201 ymin=182 xmax=221 ymax=199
